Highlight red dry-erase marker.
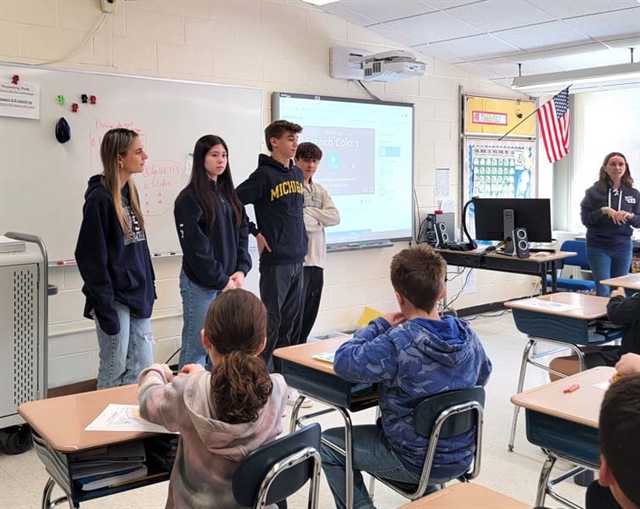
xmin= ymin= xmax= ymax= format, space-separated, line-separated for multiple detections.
xmin=563 ymin=384 xmax=580 ymax=393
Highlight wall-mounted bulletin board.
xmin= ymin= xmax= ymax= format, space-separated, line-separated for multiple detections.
xmin=461 ymin=94 xmax=537 ymax=205
xmin=463 ymin=138 xmax=536 ymax=203
xmin=464 ymin=95 xmax=536 ymax=137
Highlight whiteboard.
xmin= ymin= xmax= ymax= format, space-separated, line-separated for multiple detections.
xmin=0 ymin=64 xmax=263 ymax=262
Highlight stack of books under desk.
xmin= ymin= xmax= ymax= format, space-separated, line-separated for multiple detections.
xmin=31 ymin=432 xmax=176 ymax=503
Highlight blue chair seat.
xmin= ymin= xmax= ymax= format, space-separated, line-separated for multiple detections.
xmin=547 ymin=275 xmax=595 ymax=292
xmin=548 ymin=240 xmax=596 ymax=293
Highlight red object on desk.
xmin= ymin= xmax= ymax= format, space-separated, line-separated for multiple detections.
xmin=564 ymin=384 xmax=580 ymax=393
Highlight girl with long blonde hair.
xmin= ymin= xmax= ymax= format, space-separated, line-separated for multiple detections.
xmin=75 ymin=128 xmax=156 ymax=389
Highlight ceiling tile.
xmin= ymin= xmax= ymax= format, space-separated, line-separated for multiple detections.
xmin=484 ymin=42 xmax=608 ymax=63
xmin=563 ymin=8 xmax=640 ymax=40
xmin=527 ymin=0 xmax=640 ymax=19
xmin=477 ymin=58 xmax=565 ymax=77
xmin=446 ymin=0 xmax=554 ymax=32
xmin=413 ymin=43 xmax=466 ymax=64
xmin=603 ymin=36 xmax=640 ymax=49
xmin=493 ymin=21 xmax=592 ymax=51
xmin=546 ymin=48 xmax=635 ymax=70
xmin=319 ymin=3 xmax=378 ymax=27
xmin=423 ymin=0 xmax=486 ymax=9
xmin=366 ymin=23 xmax=425 ymax=47
xmin=339 ymin=0 xmax=435 ymax=24
xmin=387 ymin=11 xmax=483 ymax=44
xmin=431 ymin=34 xmax=521 ymax=59
xmin=456 ymin=61 xmax=506 ymax=79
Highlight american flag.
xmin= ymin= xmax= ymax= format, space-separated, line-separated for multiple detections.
xmin=537 ymin=87 xmax=570 ymax=163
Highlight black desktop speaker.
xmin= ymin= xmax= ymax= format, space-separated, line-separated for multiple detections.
xmin=513 ymin=227 xmax=530 ymax=259
xmin=503 ymin=209 xmax=516 ymax=255
xmin=434 ymin=222 xmax=449 ymax=248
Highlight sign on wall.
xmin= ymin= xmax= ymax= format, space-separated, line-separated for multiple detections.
xmin=464 ymin=95 xmax=535 ymax=137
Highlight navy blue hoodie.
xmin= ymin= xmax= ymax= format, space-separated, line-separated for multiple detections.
xmin=236 ymin=154 xmax=308 ymax=267
xmin=75 ymin=175 xmax=156 ymax=336
xmin=581 ymin=184 xmax=640 ymax=252
xmin=174 ymin=181 xmax=251 ymax=290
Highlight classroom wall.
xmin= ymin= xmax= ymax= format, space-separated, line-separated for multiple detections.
xmin=0 ymin=0 xmax=533 ymax=388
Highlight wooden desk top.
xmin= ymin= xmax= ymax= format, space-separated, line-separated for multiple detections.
xmin=399 ymin=483 xmax=528 ymax=508
xmin=601 ymin=274 xmax=640 ymax=291
xmin=510 ymin=366 xmax=614 ymax=428
xmin=438 ymin=248 xmax=576 ymax=263
xmin=273 ymin=336 xmax=352 ymax=375
xmin=18 ymin=385 xmax=150 ymax=452
xmin=505 ymin=292 xmax=609 ymax=320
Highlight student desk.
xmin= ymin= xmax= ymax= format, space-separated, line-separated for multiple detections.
xmin=511 ymin=367 xmax=613 ymax=509
xmin=504 ymin=293 xmax=620 ymax=451
xmin=18 ymin=385 xmax=170 ymax=509
xmin=398 ymin=482 xmax=528 ymax=508
xmin=274 ymin=337 xmax=378 ymax=509
xmin=437 ymin=248 xmax=576 ymax=294
xmin=600 ymin=273 xmax=640 ymax=291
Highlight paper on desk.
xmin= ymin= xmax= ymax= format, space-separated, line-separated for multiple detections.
xmin=85 ymin=404 xmax=177 ymax=433
xmin=515 ymin=298 xmax=581 ymax=312
xmin=593 ymin=381 xmax=610 ymax=391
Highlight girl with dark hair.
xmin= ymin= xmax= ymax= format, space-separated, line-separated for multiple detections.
xmin=581 ymin=152 xmax=640 ymax=296
xmin=75 ymin=128 xmax=156 ymax=389
xmin=138 ymin=289 xmax=287 ymax=509
xmin=174 ymin=135 xmax=251 ymax=368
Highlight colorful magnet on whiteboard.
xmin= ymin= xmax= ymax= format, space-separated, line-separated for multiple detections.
xmin=11 ymin=75 xmax=19 ymax=85
xmin=81 ymin=94 xmax=88 ymax=104
xmin=71 ymin=103 xmax=79 ymax=113
xmin=55 ymin=117 xmax=71 ymax=144
xmin=57 ymin=95 xmax=65 ymax=106
xmin=90 ymin=95 xmax=97 ymax=105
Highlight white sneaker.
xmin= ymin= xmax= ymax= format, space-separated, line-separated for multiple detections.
xmin=286 ymin=388 xmax=313 ymax=408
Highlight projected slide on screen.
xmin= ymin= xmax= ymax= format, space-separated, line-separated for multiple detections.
xmin=273 ymin=92 xmax=414 ymax=245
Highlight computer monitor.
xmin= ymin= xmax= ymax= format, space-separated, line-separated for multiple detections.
xmin=472 ymin=198 xmax=552 ymax=242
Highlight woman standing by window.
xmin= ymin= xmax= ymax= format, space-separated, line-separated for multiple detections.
xmin=581 ymin=152 xmax=640 ymax=296
xmin=174 ymin=135 xmax=251 ymax=368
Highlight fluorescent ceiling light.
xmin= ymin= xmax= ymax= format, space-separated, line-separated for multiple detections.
xmin=511 ymin=63 xmax=640 ymax=94
xmin=300 ymin=0 xmax=340 ymax=5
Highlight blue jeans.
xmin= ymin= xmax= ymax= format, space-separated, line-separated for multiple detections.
xmin=178 ymin=271 xmax=220 ymax=369
xmin=586 ymin=247 xmax=632 ymax=297
xmin=321 ymin=425 xmax=457 ymax=509
xmin=94 ymin=301 xmax=154 ymax=389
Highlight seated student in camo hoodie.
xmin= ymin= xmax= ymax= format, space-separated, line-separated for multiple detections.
xmin=320 ymin=245 xmax=492 ymax=509
xmin=138 ymin=290 xmax=287 ymax=509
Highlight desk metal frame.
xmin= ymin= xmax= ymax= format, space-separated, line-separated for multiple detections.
xmin=505 ymin=298 xmax=620 ymax=452
xmin=278 ymin=354 xmax=378 ymax=509
xmin=438 ymin=250 xmax=567 ymax=294
xmin=511 ymin=368 xmax=609 ymax=509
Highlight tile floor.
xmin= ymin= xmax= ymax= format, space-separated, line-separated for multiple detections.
xmin=0 ymin=312 xmax=589 ymax=509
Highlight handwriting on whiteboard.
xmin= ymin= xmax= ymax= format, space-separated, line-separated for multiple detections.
xmin=136 ymin=160 xmax=183 ymax=216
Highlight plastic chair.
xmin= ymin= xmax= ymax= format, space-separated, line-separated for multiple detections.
xmin=372 ymin=387 xmax=485 ymax=501
xmin=546 ymin=240 xmax=595 ymax=292
xmin=232 ymin=423 xmax=322 ymax=509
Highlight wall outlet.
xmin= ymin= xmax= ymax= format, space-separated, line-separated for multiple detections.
xmin=100 ymin=0 xmax=118 ymax=13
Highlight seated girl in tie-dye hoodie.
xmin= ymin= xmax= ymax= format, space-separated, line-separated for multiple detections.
xmin=138 ymin=289 xmax=287 ymax=509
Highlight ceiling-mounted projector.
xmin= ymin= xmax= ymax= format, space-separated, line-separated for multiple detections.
xmin=330 ymin=47 xmax=427 ymax=82
xmin=361 ymin=50 xmax=426 ymax=82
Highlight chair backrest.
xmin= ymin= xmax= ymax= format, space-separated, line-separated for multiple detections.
xmin=414 ymin=386 xmax=485 ymax=440
xmin=559 ymin=240 xmax=590 ymax=270
xmin=232 ymin=422 xmax=321 ymax=508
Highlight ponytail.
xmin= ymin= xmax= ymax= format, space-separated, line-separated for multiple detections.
xmin=210 ymin=350 xmax=272 ymax=424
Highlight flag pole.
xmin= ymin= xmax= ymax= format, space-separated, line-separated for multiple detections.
xmin=498 ymin=86 xmax=571 ymax=141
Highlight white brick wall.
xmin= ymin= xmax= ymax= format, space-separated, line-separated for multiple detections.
xmin=0 ymin=0 xmax=531 ymax=388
